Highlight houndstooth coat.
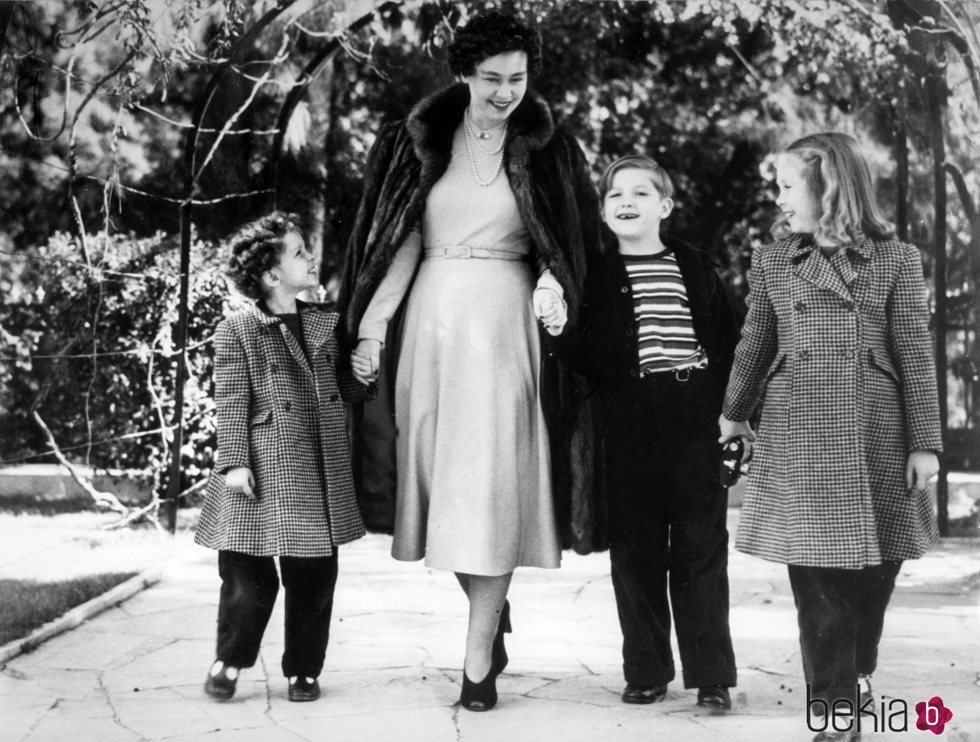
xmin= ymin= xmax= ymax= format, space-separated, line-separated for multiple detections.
xmin=195 ymin=301 xmax=375 ymax=557
xmin=723 ymin=235 xmax=942 ymax=569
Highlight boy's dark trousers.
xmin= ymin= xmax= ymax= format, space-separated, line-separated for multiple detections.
xmin=216 ymin=550 xmax=339 ymax=678
xmin=787 ymin=560 xmax=901 ymax=706
xmin=603 ymin=367 xmax=737 ymax=689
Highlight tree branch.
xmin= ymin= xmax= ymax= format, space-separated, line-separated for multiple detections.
xmin=31 ymin=409 xmax=129 ymax=516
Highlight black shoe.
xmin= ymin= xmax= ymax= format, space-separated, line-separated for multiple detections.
xmin=491 ymin=600 xmax=511 ymax=676
xmin=697 ymin=684 xmax=732 ymax=710
xmin=204 ymin=661 xmax=237 ymax=700
xmin=460 ymin=669 xmax=498 ymax=711
xmin=621 ymin=683 xmax=668 ymax=704
xmin=288 ymin=676 xmax=321 ymax=702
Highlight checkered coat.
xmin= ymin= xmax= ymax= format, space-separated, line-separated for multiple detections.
xmin=195 ymin=301 xmax=375 ymax=557
xmin=723 ymin=235 xmax=942 ymax=568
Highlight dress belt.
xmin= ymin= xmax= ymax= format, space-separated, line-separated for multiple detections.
xmin=424 ymin=245 xmax=525 ymax=261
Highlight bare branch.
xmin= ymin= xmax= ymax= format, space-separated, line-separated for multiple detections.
xmin=31 ymin=409 xmax=129 ymax=516
xmin=191 ymin=32 xmax=292 ymax=188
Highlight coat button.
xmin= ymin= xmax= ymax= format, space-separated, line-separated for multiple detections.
xmin=842 ymin=349 xmax=854 ymax=359
xmin=626 ymin=327 xmax=635 ymax=337
xmin=269 ymin=364 xmax=278 ymax=374
xmin=284 ymin=401 xmax=292 ymax=412
xmin=329 ymin=394 xmax=339 ymax=402
xmin=798 ymin=349 xmax=810 ymax=360
xmin=325 ymin=353 xmax=333 ymax=363
xmin=629 ymin=369 xmax=638 ymax=378
xmin=794 ymin=301 xmax=806 ymax=313
xmin=621 ymin=286 xmax=629 ymax=294
xmin=842 ymin=301 xmax=855 ymax=311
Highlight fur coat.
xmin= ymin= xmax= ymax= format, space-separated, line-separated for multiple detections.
xmin=337 ymin=83 xmax=606 ymax=553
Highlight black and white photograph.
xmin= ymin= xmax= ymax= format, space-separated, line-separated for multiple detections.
xmin=0 ymin=1 xmax=978 ymax=740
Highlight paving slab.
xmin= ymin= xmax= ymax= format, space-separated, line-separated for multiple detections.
xmin=1 ymin=510 xmax=977 ymax=742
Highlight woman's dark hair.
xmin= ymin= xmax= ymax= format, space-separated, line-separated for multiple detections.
xmin=225 ymin=211 xmax=301 ymax=300
xmin=447 ymin=10 xmax=542 ymax=77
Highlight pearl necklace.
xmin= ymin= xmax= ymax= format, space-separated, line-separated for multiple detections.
xmin=463 ymin=115 xmax=507 ymax=188
xmin=464 ymin=110 xmax=507 ymax=156
xmin=465 ymin=108 xmax=506 ymax=140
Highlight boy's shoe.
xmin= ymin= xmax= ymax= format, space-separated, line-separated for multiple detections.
xmin=204 ymin=660 xmax=238 ymax=700
xmin=621 ymin=683 xmax=668 ymax=704
xmin=288 ymin=676 xmax=321 ymax=702
xmin=697 ymin=684 xmax=732 ymax=710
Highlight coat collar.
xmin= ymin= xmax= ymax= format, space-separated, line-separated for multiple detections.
xmin=250 ymin=299 xmax=334 ymax=351
xmin=406 ymin=82 xmax=555 ymax=167
xmin=791 ymin=233 xmax=873 ymax=261
xmin=790 ymin=234 xmax=870 ymax=299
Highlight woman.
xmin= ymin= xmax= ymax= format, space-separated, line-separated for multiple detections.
xmin=338 ymin=11 xmax=602 ymax=712
xmin=719 ymin=133 xmax=941 ymax=742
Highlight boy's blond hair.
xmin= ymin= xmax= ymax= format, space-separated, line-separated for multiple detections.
xmin=599 ymin=154 xmax=675 ymax=200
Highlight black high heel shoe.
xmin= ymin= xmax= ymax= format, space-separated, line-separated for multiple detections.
xmin=491 ymin=599 xmax=512 ymax=676
xmin=460 ymin=668 xmax=498 ymax=712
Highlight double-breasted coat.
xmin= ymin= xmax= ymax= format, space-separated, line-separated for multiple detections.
xmin=723 ymin=235 xmax=942 ymax=569
xmin=195 ymin=301 xmax=375 ymax=558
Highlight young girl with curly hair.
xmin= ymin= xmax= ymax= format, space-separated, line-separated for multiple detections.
xmin=195 ymin=212 xmax=375 ymax=703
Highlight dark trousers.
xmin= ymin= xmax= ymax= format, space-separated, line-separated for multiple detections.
xmin=216 ymin=550 xmax=339 ymax=678
xmin=788 ymin=560 xmax=901 ymax=706
xmin=603 ymin=369 xmax=737 ymax=689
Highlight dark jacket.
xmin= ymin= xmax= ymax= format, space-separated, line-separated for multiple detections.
xmin=337 ymin=83 xmax=606 ymax=553
xmin=558 ymin=236 xmax=740 ymax=414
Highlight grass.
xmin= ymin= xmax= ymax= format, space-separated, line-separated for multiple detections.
xmin=0 ymin=572 xmax=137 ymax=645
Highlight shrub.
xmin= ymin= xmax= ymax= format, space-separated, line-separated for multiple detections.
xmin=0 ymin=231 xmax=247 ymax=501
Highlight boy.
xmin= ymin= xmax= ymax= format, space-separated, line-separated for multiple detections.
xmin=558 ymin=155 xmax=739 ymax=709
xmin=195 ymin=212 xmax=375 ymax=702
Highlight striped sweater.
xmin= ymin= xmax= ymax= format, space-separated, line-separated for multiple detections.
xmin=623 ymin=250 xmax=707 ymax=374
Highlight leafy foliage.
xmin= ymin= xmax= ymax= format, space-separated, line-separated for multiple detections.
xmin=0 ymin=231 xmax=241 ymax=495
xmin=1 ymin=0 xmax=978 ymax=490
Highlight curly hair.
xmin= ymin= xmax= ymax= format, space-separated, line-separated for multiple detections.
xmin=447 ymin=10 xmax=542 ymax=77
xmin=224 ymin=211 xmax=301 ymax=300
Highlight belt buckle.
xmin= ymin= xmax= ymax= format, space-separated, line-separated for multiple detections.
xmin=446 ymin=245 xmax=472 ymax=259
xmin=674 ymin=367 xmax=691 ymax=383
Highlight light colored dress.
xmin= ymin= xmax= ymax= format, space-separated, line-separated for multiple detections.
xmin=358 ymin=125 xmax=561 ymax=576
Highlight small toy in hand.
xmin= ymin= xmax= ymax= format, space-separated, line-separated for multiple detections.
xmin=718 ymin=438 xmax=745 ymax=487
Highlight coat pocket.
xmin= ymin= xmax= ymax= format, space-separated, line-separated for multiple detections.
xmin=250 ymin=408 xmax=273 ymax=427
xmin=868 ymin=348 xmax=900 ymax=385
xmin=765 ymin=351 xmax=787 ymax=383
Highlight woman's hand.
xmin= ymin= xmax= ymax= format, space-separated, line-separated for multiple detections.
xmin=718 ymin=414 xmax=756 ymax=462
xmin=533 ymin=288 xmax=567 ymax=336
xmin=351 ymin=339 xmax=381 ymax=385
xmin=906 ymin=450 xmax=939 ymax=492
xmin=225 ymin=467 xmax=256 ymax=500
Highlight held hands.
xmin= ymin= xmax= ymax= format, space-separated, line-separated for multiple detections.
xmin=226 ymin=467 xmax=256 ymax=500
xmin=718 ymin=414 xmax=756 ymax=463
xmin=351 ymin=339 xmax=381 ymax=386
xmin=533 ymin=288 xmax=566 ymax=335
xmin=533 ymin=270 xmax=567 ymax=336
xmin=906 ymin=450 xmax=939 ymax=493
